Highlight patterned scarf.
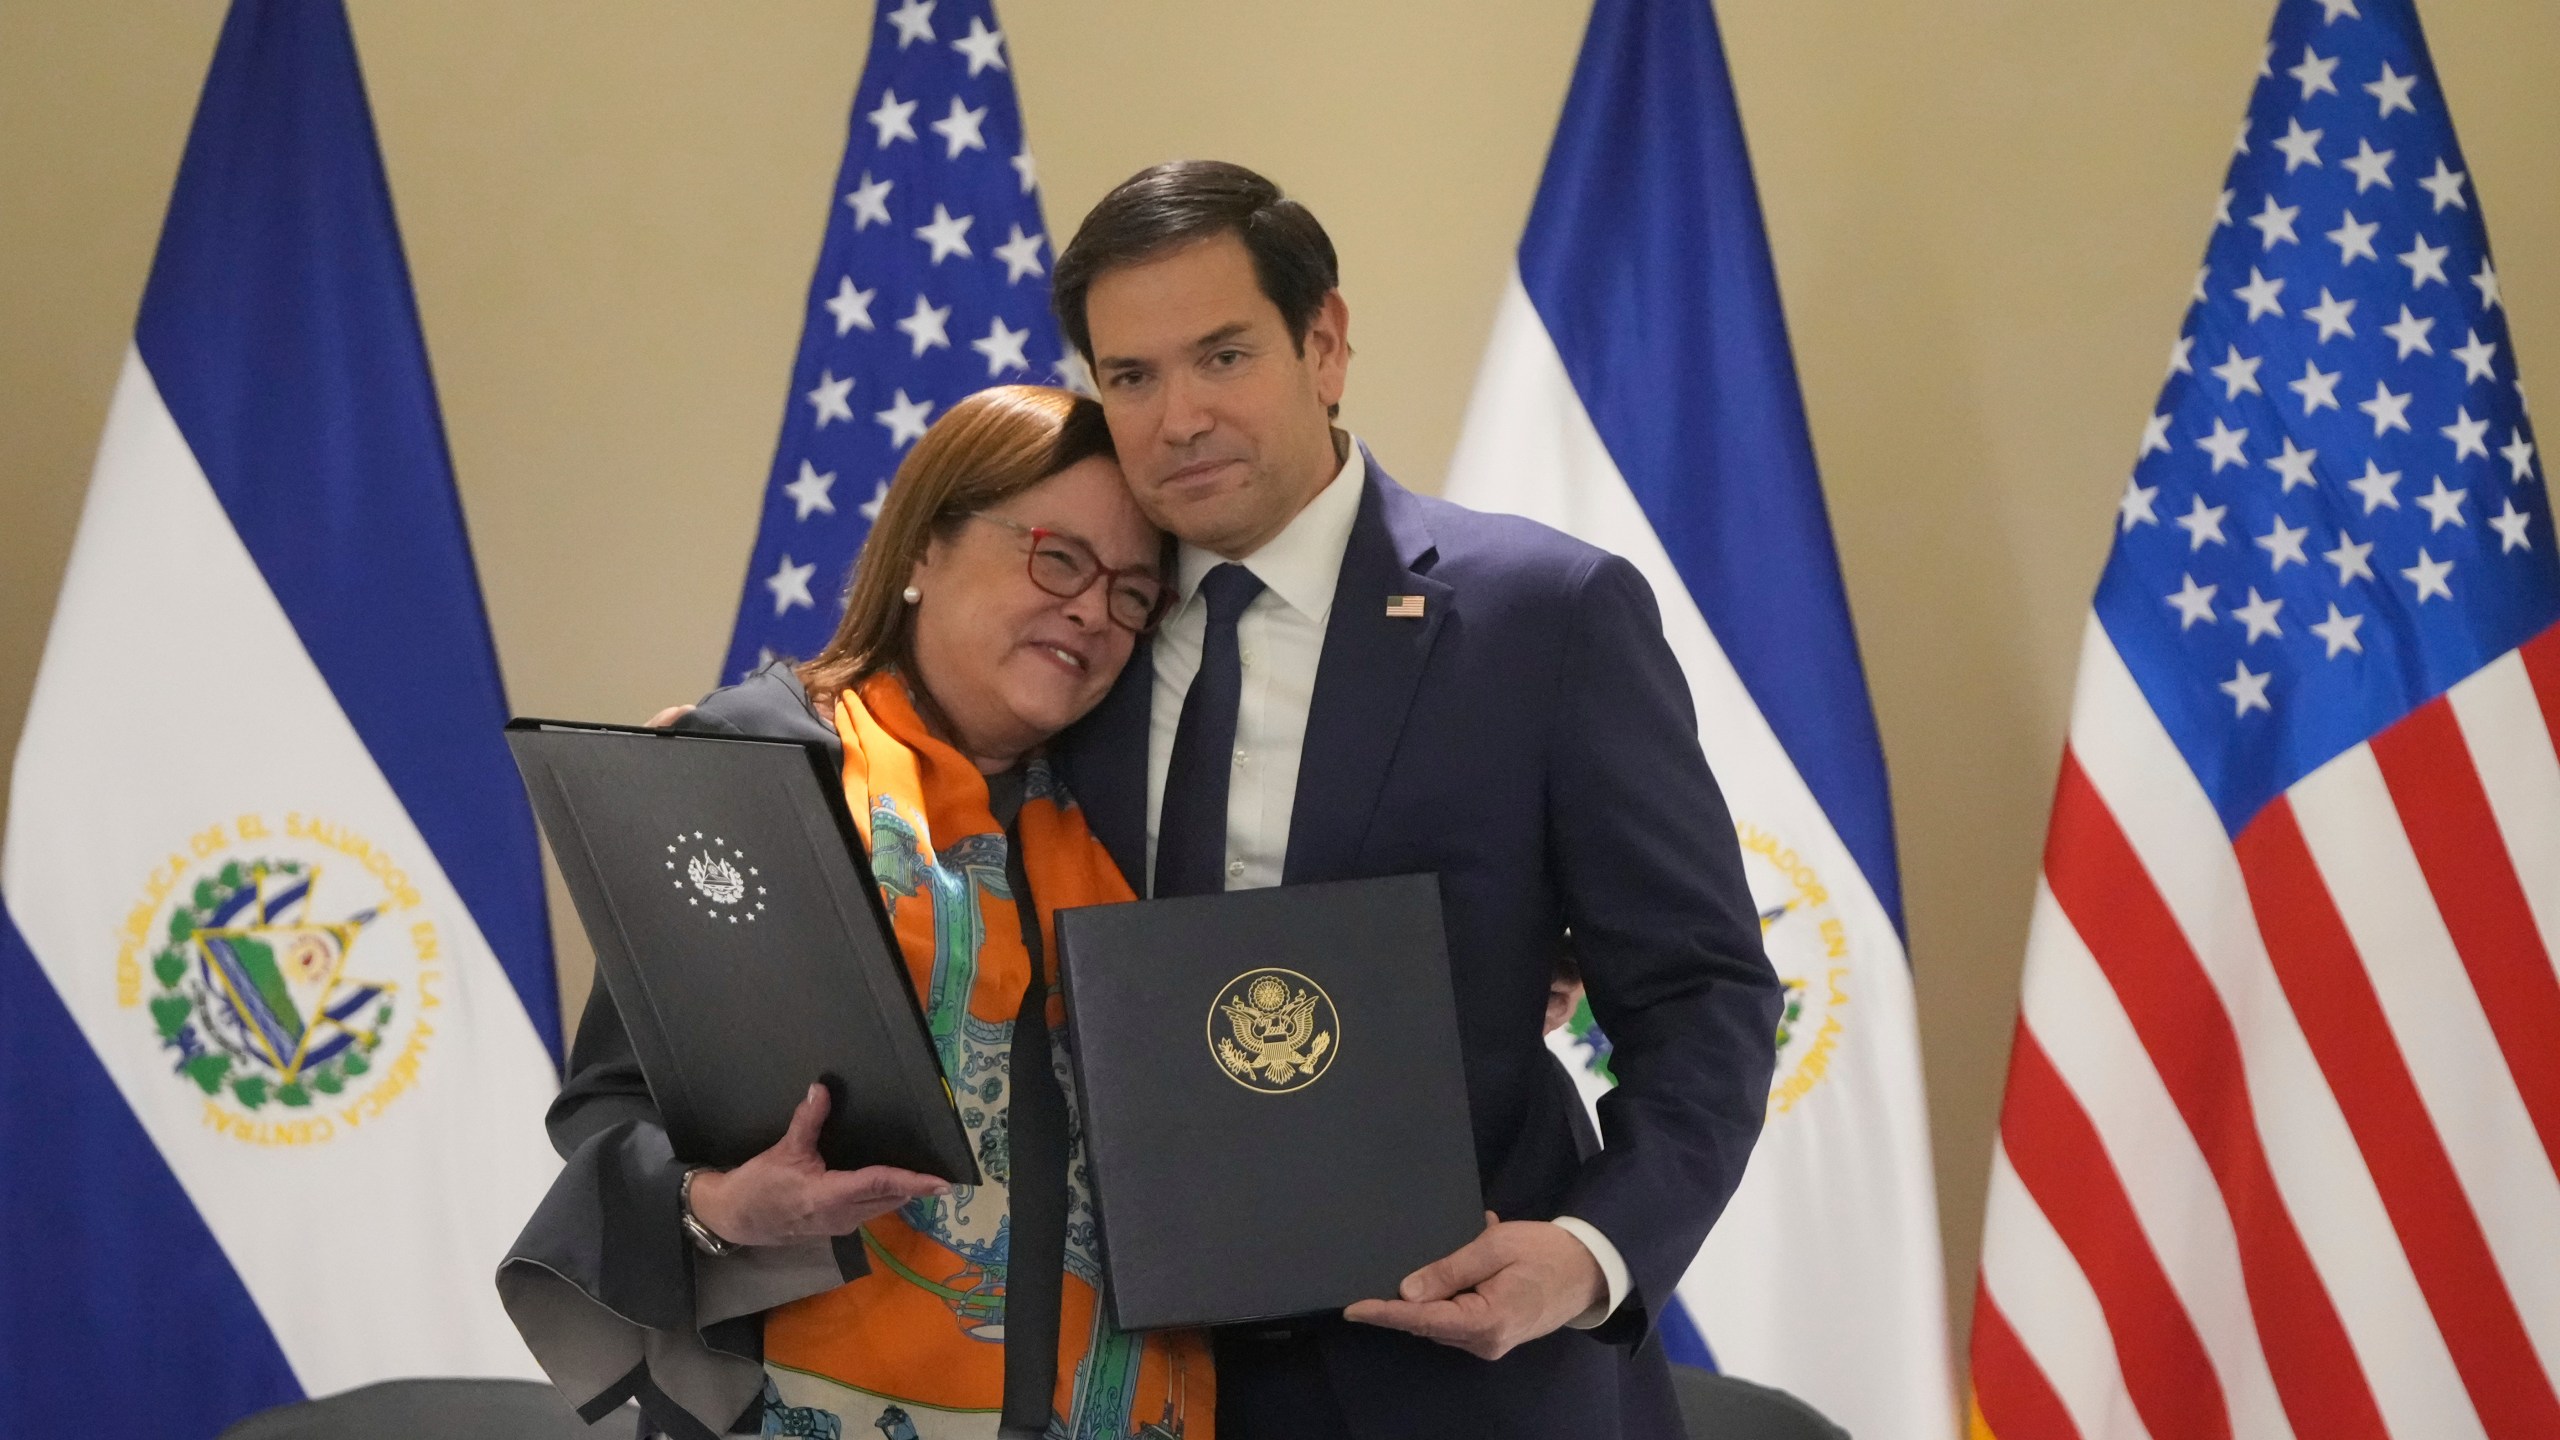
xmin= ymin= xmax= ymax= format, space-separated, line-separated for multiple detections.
xmin=761 ymin=672 xmax=1212 ymax=1440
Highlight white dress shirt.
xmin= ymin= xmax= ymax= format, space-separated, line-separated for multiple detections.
xmin=1143 ymin=437 xmax=1364 ymax=895
xmin=1141 ymin=435 xmax=1632 ymax=1329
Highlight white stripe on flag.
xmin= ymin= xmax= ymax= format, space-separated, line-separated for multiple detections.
xmin=2058 ymin=618 xmax=2485 ymax=1439
xmin=1978 ymin=1140 xmax=2157 ymax=1440
xmin=2288 ymin=750 xmax=2560 ymax=1370
xmin=1445 ymin=271 xmax=1951 ymax=1438
xmin=2447 ymin=653 xmax=2560 ymax=957
xmin=2018 ymin=882 xmax=2298 ymax=1440
xmin=3 ymin=350 xmax=558 ymax=1389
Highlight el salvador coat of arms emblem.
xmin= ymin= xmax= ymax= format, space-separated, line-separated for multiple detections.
xmin=125 ymin=809 xmax=445 ymax=1145
xmin=155 ymin=858 xmax=391 ymax=1111
xmin=667 ymin=831 xmax=767 ymax=923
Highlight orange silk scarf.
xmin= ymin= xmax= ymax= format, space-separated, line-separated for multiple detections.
xmin=761 ymin=672 xmax=1212 ymax=1439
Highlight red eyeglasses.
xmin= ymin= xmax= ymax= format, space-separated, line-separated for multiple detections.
xmin=968 ymin=513 xmax=1174 ymax=633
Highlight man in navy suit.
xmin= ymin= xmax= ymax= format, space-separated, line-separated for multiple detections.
xmin=1050 ymin=161 xmax=1780 ymax=1439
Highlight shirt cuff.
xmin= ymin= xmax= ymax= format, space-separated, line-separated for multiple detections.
xmin=1551 ymin=1215 xmax=1631 ymax=1330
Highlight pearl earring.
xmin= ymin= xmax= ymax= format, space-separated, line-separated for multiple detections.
xmin=902 ymin=585 xmax=922 ymax=604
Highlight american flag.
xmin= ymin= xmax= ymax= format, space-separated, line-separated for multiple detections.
xmin=720 ymin=0 xmax=1073 ymax=682
xmin=1968 ymin=1 xmax=2560 ymax=1438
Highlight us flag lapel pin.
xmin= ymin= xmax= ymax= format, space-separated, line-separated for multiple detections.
xmin=1385 ymin=594 xmax=1427 ymax=618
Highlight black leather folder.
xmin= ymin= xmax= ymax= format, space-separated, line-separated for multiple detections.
xmin=1056 ymin=874 xmax=1482 ymax=1330
xmin=505 ymin=719 xmax=976 ymax=1185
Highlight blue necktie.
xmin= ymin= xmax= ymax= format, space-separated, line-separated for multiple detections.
xmin=1154 ymin=563 xmax=1265 ymax=898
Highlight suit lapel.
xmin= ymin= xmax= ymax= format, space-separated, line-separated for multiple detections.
xmin=1058 ymin=638 xmax=1153 ymax=887
xmin=1282 ymin=455 xmax=1450 ymax=885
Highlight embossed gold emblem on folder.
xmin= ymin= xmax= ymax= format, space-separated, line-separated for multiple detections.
xmin=1208 ymin=968 xmax=1339 ymax=1093
xmin=1059 ymin=875 xmax=1480 ymax=1328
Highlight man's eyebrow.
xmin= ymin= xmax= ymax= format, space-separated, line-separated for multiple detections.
xmin=1188 ymin=322 xmax=1253 ymax=353
xmin=1095 ymin=321 xmax=1258 ymax=374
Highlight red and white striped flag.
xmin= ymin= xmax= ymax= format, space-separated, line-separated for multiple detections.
xmin=1968 ymin=2 xmax=2560 ymax=1438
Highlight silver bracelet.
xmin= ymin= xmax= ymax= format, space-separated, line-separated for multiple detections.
xmin=679 ymin=1166 xmax=744 ymax=1257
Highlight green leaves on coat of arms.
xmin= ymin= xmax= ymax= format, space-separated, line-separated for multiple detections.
xmin=148 ymin=856 xmax=389 ymax=1112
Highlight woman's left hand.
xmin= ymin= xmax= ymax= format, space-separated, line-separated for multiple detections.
xmin=687 ymin=1083 xmax=953 ymax=1247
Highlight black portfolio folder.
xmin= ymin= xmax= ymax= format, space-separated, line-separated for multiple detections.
xmin=505 ymin=719 xmax=977 ymax=1185
xmin=1057 ymin=874 xmax=1483 ymax=1330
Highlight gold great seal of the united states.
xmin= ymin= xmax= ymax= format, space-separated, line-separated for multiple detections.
xmin=1208 ymin=967 xmax=1339 ymax=1094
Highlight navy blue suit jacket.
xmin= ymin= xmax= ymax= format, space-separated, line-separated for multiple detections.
xmin=1058 ymin=454 xmax=1779 ymax=1438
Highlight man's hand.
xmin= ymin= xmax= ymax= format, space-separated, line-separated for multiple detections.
xmin=686 ymin=1084 xmax=951 ymax=1248
xmin=644 ymin=704 xmax=696 ymax=728
xmin=1342 ymin=1212 xmax=1606 ymax=1360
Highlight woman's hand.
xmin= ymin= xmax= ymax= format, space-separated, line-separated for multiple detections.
xmin=685 ymin=1083 xmax=952 ymax=1248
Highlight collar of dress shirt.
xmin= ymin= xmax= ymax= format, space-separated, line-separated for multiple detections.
xmin=1172 ymin=432 xmax=1366 ymax=624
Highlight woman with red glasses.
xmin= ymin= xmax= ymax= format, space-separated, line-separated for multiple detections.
xmin=501 ymin=385 xmax=1213 ymax=1440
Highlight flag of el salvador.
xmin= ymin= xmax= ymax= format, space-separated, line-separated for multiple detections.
xmin=1443 ymin=0 xmax=1956 ymax=1433
xmin=1 ymin=4 xmax=562 ymax=1433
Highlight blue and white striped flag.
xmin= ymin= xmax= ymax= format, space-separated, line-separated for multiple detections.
xmin=720 ymin=0 xmax=1070 ymax=682
xmin=0 ymin=4 xmax=562 ymax=1432
xmin=1443 ymin=0 xmax=1954 ymax=1431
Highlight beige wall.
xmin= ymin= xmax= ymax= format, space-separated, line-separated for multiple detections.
xmin=6 ymin=0 xmax=2556 ymax=1362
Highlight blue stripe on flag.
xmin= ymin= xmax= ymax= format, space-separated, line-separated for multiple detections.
xmin=1514 ymin=0 xmax=1903 ymax=930
xmin=209 ymin=878 xmax=262 ymax=928
xmin=1658 ymin=1296 xmax=1719 ymax=1372
xmin=261 ymin=876 xmax=311 ymax=920
xmin=130 ymin=0 xmax=557 ymax=1058
xmin=0 ymin=898 xmax=301 ymax=1432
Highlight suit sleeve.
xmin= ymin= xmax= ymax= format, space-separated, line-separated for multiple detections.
xmin=1545 ymin=552 xmax=1782 ymax=1341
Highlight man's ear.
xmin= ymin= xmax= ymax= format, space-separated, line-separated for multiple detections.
xmin=1308 ymin=290 xmax=1351 ymax=411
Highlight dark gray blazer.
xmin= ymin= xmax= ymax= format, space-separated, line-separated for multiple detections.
xmin=496 ymin=663 xmax=853 ymax=1440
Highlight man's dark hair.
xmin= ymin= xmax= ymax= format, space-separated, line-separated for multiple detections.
xmin=1051 ymin=160 xmax=1339 ymax=364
